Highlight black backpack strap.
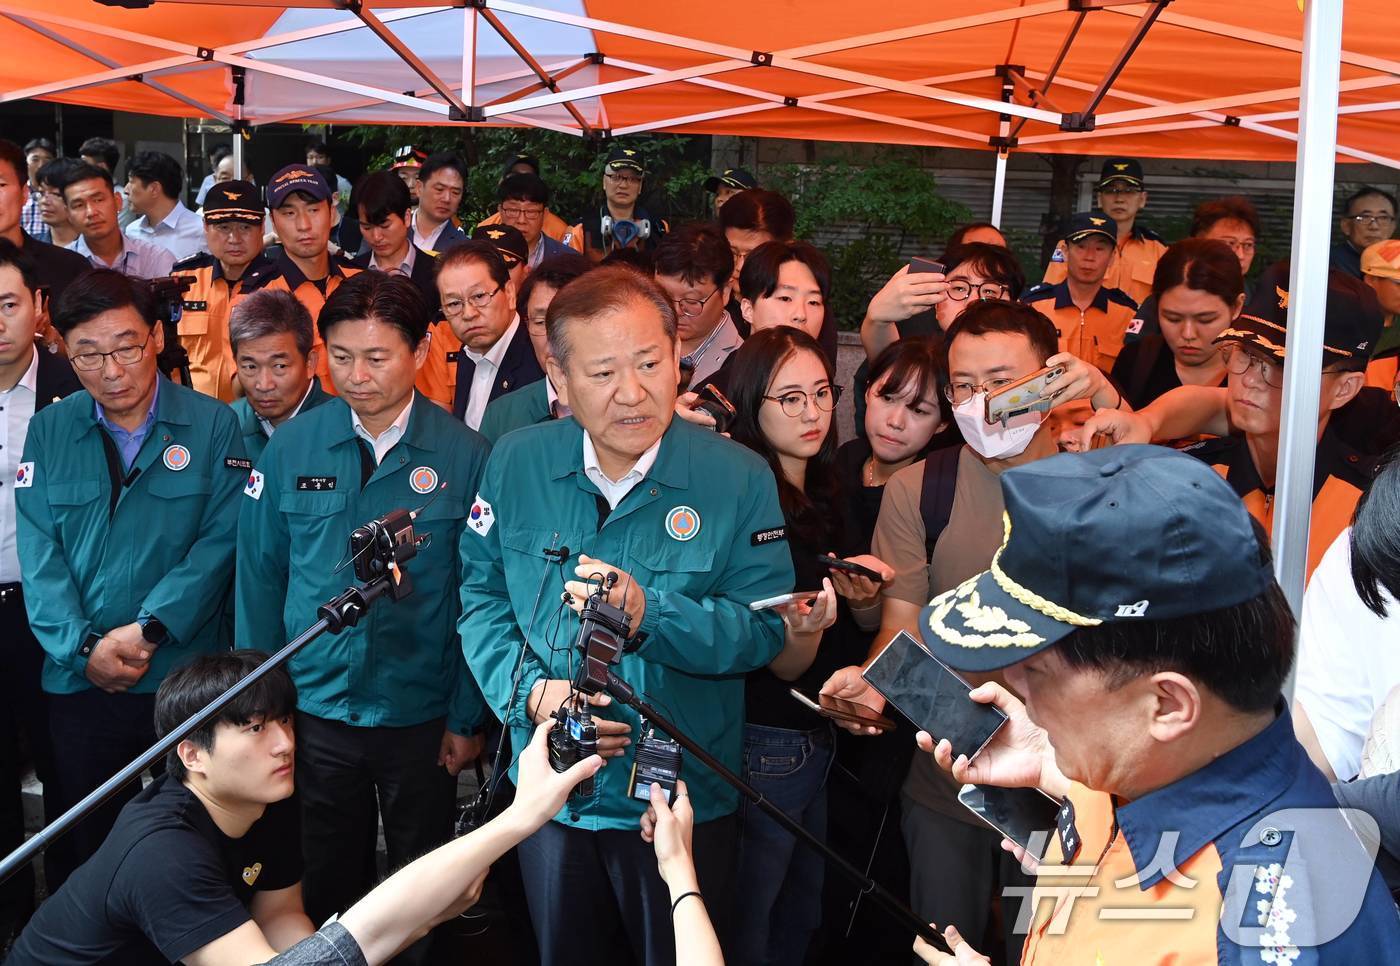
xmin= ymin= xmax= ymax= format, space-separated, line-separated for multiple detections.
xmin=1125 ymin=335 xmax=1166 ymax=409
xmin=919 ymin=445 xmax=962 ymax=559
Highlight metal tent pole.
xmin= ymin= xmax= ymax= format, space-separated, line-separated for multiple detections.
xmin=1275 ymin=2 xmax=1345 ymax=645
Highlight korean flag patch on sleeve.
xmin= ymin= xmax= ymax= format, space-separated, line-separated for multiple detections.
xmin=244 ymin=469 xmax=265 ymax=501
xmin=15 ymin=462 xmax=34 ymax=488
xmin=468 ymin=494 xmax=495 ymax=537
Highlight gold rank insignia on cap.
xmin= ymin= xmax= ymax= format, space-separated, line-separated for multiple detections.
xmin=221 ymin=189 xmax=240 ymax=200
xmin=1276 ymin=285 xmax=1290 ymax=310
xmin=1113 ymin=163 xmax=1129 ymax=171
xmin=623 ymin=149 xmax=637 ymax=156
xmin=1090 ymin=217 xmax=1107 ymax=226
xmin=487 ymin=229 xmax=505 ymax=239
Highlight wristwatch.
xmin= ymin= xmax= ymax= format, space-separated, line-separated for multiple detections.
xmin=140 ymin=617 xmax=168 ymax=646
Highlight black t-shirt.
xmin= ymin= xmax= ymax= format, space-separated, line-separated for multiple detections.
xmin=834 ymin=438 xmax=882 ymax=554
xmin=9 ymin=776 xmax=302 ymax=966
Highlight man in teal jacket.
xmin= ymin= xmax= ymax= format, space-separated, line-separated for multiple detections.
xmin=236 ymin=273 xmax=490 ymax=946
xmin=227 ymin=288 xmax=333 ymax=462
xmin=458 ymin=265 xmax=793 ymax=965
xmin=16 ymin=269 xmax=246 ymax=887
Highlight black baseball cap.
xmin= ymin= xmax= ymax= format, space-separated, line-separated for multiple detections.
xmin=703 ymin=167 xmax=758 ymax=193
xmin=920 ymin=446 xmax=1274 ymax=673
xmin=1214 ymin=260 xmax=1384 ymax=366
xmin=266 ymin=165 xmax=332 ymax=209
xmin=1097 ymin=158 xmax=1144 ymax=190
xmin=603 ymin=145 xmax=645 ymax=174
xmin=502 ymin=154 xmax=540 ymax=177
xmin=202 ymin=180 xmax=263 ymax=224
xmin=471 ymin=224 xmax=529 ymax=267
xmin=1063 ymin=209 xmax=1117 ymax=246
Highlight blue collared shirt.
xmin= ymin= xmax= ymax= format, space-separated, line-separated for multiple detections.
xmin=69 ymin=234 xmax=176 ymax=280
xmin=125 ymin=200 xmax=206 ymax=262
xmin=95 ymin=379 xmax=160 ymax=471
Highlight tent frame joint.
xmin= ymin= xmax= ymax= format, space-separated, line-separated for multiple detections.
xmin=1060 ymin=112 xmax=1096 ymax=131
xmin=449 ymin=104 xmax=486 ymax=122
xmin=751 ymin=51 xmax=773 ymax=67
xmin=989 ymin=134 xmax=1018 ymax=149
xmin=587 ymin=51 xmax=604 ymax=65
xmin=196 ymin=47 xmax=214 ymax=62
xmin=994 ymin=63 xmax=1026 ymax=81
xmin=783 ymin=95 xmax=798 ymax=107
xmin=1223 ymin=115 xmax=1242 ymax=127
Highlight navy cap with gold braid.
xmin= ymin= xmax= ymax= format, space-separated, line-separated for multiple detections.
xmin=919 ymin=445 xmax=1274 ymax=673
xmin=202 ymin=180 xmax=263 ymax=224
xmin=1213 ymin=260 xmax=1384 ymax=366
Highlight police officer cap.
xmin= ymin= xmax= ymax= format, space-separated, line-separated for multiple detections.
xmin=266 ymin=165 xmax=333 ymax=209
xmin=502 ymin=154 xmax=541 ymax=178
xmin=202 ymin=180 xmax=263 ymax=224
xmin=703 ymin=168 xmax=758 ymax=193
xmin=1097 ymin=157 xmax=1144 ymax=189
xmin=471 ymin=223 xmax=529 ymax=267
xmin=919 ymin=446 xmax=1274 ymax=673
xmin=603 ymin=145 xmax=646 ymax=175
xmin=1063 ymin=209 xmax=1117 ymax=246
xmin=1214 ymin=260 xmax=1384 ymax=366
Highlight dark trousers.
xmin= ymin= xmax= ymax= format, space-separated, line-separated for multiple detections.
xmin=294 ymin=712 xmax=456 ymax=961
xmin=517 ymin=812 xmax=738 ymax=966
xmin=0 ymin=584 xmax=60 ymax=933
xmin=902 ymin=795 xmax=1031 ymax=966
xmin=45 ymin=688 xmax=158 ymax=890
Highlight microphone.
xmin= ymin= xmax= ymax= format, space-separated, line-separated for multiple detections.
xmin=544 ymin=545 xmax=571 ymax=561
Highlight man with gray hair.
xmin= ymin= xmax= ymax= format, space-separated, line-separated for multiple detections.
xmin=229 ymin=289 xmax=331 ymax=462
xmin=457 ymin=264 xmax=794 ymax=963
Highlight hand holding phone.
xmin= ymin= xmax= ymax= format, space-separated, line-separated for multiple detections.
xmin=958 ymin=783 xmax=1063 ymax=863
xmin=790 ymin=689 xmax=896 ymax=732
xmin=985 ymin=365 xmax=1068 ymax=427
xmin=908 ymin=257 xmax=946 ymax=277
xmin=862 ymin=632 xmax=1007 ymax=760
xmin=749 ymin=591 xmax=823 ymax=612
xmin=816 ymin=554 xmax=885 ymax=583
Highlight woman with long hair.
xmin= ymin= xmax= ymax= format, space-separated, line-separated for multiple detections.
xmin=723 ymin=326 xmax=889 ymax=966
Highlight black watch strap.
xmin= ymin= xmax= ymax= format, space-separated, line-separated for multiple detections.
xmin=79 ymin=632 xmax=102 ymax=661
xmin=141 ymin=618 xmax=168 ymax=646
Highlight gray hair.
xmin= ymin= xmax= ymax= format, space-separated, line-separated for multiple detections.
xmin=544 ymin=265 xmax=677 ymax=368
xmin=229 ymin=289 xmax=315 ymax=358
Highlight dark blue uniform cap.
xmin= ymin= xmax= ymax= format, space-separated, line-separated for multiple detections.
xmin=1098 ymin=157 xmax=1144 ymax=189
xmin=266 ymin=165 xmax=332 ymax=209
xmin=919 ymin=445 xmax=1274 ymax=673
xmin=703 ymin=167 xmax=758 ymax=193
xmin=1214 ymin=260 xmax=1384 ymax=365
xmin=603 ymin=145 xmax=646 ymax=174
xmin=1063 ymin=209 xmax=1118 ymax=246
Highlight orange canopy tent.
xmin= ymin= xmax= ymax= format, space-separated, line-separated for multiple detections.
xmin=0 ymin=0 xmax=1390 ymax=614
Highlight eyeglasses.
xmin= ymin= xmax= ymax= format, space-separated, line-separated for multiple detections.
xmin=604 ymin=171 xmax=642 ymax=187
xmin=1099 ymin=183 xmax=1143 ymax=196
xmin=1215 ymin=238 xmax=1257 ymax=254
xmin=1349 ymin=214 xmax=1396 ymax=227
xmin=500 ymin=204 xmax=545 ymax=220
xmin=945 ymin=377 xmax=1017 ymax=406
xmin=1219 ymin=343 xmax=1283 ymax=388
xmin=945 ymin=281 xmax=1011 ymax=302
xmin=671 ymin=288 xmax=719 ymax=318
xmin=70 ymin=333 xmax=154 ymax=371
xmin=763 ymin=384 xmax=842 ymax=417
xmin=441 ymin=287 xmax=503 ymax=316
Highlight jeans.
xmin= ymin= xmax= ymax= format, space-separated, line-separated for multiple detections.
xmin=731 ymin=723 xmax=834 ymax=966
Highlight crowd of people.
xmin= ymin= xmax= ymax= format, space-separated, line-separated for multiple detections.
xmin=1 ymin=129 xmax=1400 ymax=966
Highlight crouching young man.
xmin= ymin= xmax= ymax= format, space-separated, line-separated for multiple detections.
xmin=7 ymin=652 xmax=313 ymax=965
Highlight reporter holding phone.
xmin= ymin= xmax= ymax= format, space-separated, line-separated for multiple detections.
xmin=725 ymin=327 xmax=893 ymax=965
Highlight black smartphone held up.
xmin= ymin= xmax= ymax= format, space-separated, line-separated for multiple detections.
xmin=958 ymin=783 xmax=1063 ymax=861
xmin=790 ymin=689 xmax=897 ymax=733
xmin=908 ymin=256 xmax=946 ymax=276
xmin=861 ymin=631 xmax=1008 ymax=760
xmin=692 ymin=382 xmax=737 ymax=434
xmin=816 ymin=554 xmax=884 ymax=583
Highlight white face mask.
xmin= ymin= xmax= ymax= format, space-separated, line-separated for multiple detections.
xmin=953 ymin=392 xmax=1043 ymax=461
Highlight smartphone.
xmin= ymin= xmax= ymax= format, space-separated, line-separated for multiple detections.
xmin=985 ymin=365 xmax=1068 ymax=427
xmin=909 ymin=257 xmax=946 ymax=276
xmin=692 ymin=382 xmax=737 ymax=434
xmin=861 ymin=631 xmax=1007 ymax=759
xmin=749 ymin=591 xmax=823 ymax=612
xmin=816 ymin=554 xmax=884 ymax=583
xmin=790 ymin=689 xmax=897 ymax=732
xmin=958 ymin=783 xmax=1063 ymax=861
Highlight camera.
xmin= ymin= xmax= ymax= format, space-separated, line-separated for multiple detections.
xmin=548 ymin=706 xmax=599 ymax=799
xmin=145 ymin=274 xmax=196 ymax=386
xmin=349 ymin=509 xmax=419 ymax=602
xmin=571 ymin=580 xmax=632 ymax=696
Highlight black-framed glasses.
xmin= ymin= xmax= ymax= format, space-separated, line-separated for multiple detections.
xmin=945 ymin=281 xmax=1011 ymax=302
xmin=1349 ymin=213 xmax=1396 ymax=227
xmin=763 ymin=384 xmax=842 ymax=417
xmin=604 ymin=171 xmax=642 ymax=187
xmin=672 ymin=288 xmax=719 ymax=318
xmin=1099 ymin=183 xmax=1143 ymax=195
xmin=69 ymin=333 xmax=154 ymax=372
xmin=1219 ymin=343 xmax=1283 ymax=388
xmin=499 ymin=204 xmax=545 ymax=220
xmin=441 ymin=287 xmax=503 ymax=316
